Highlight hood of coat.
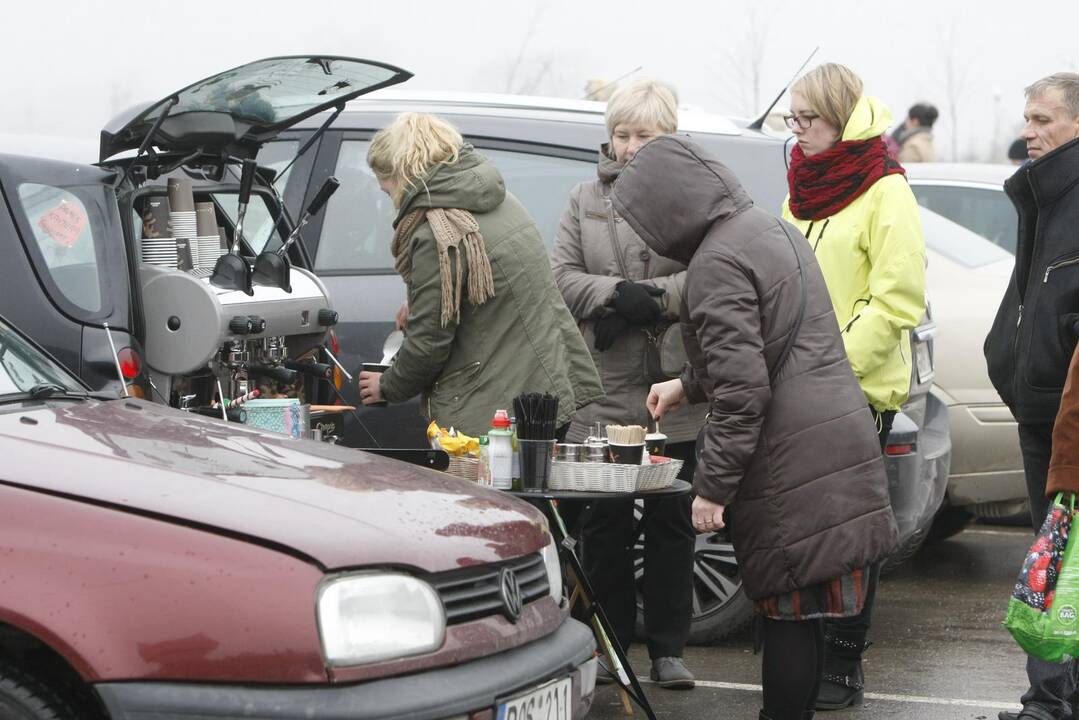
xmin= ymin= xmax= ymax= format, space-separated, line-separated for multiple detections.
xmin=842 ymin=96 xmax=894 ymax=142
xmin=609 ymin=134 xmax=753 ymax=265
xmin=597 ymin=144 xmax=624 ymax=185
xmin=394 ymin=144 xmax=507 ymax=227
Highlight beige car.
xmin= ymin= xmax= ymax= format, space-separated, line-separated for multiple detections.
xmin=909 ymin=163 xmax=1027 ymax=530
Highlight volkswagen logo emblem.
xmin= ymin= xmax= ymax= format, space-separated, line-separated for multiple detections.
xmin=499 ymin=567 xmax=523 ymax=622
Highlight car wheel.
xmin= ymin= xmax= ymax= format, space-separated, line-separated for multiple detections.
xmin=925 ymin=504 xmax=975 ymax=544
xmin=0 ymin=663 xmax=82 ymax=720
xmin=880 ymin=526 xmax=929 ymax=575
xmin=633 ymin=513 xmax=754 ymax=646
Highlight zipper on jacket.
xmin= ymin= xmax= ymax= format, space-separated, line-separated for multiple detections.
xmin=1012 ymin=303 xmax=1024 ymax=404
xmin=1044 ymin=254 xmax=1079 ymax=283
xmin=810 ymin=219 xmax=831 ymax=252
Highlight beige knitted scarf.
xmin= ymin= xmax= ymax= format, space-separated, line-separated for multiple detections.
xmin=392 ymin=207 xmax=496 ymax=327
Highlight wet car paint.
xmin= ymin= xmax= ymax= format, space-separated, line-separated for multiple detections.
xmin=0 ymin=398 xmax=549 ymax=572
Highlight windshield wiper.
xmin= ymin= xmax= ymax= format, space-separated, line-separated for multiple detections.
xmin=26 ymin=383 xmax=91 ymax=401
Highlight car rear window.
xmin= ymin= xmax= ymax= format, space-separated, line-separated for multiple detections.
xmin=910 ymin=183 xmax=1017 ymax=254
xmin=313 ymin=141 xmax=594 ymax=272
xmin=920 ymin=205 xmax=1013 ymax=268
xmin=214 ymin=141 xmax=300 ymax=254
xmin=16 ymin=183 xmax=107 ymax=313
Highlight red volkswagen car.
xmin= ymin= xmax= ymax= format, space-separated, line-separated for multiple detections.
xmin=0 ymin=315 xmax=595 ymax=719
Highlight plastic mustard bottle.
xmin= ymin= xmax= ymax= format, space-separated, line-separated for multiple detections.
xmin=488 ymin=410 xmax=514 ymax=490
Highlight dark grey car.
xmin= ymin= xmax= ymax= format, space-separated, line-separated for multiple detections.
xmin=262 ymin=91 xmax=951 ymax=643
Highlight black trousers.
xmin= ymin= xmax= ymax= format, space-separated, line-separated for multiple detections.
xmin=1017 ymin=423 xmax=1079 ymax=717
xmin=827 ymin=408 xmax=894 ymax=636
xmin=572 ymin=440 xmax=697 ymax=659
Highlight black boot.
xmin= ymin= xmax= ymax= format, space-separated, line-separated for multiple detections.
xmin=815 ymin=630 xmax=869 ymax=711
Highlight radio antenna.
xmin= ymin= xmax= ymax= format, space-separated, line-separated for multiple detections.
xmin=747 ymin=46 xmax=820 ymax=131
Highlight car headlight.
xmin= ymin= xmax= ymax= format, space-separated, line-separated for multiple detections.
xmin=317 ymin=573 xmax=445 ymax=666
xmin=541 ymin=536 xmax=563 ymax=603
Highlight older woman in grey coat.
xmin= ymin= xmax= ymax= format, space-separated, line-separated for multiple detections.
xmin=551 ymin=79 xmax=700 ymax=688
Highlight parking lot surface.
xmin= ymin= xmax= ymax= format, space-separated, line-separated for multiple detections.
xmin=589 ymin=525 xmax=1032 ymax=719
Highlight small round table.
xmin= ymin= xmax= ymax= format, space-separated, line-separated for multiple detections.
xmin=508 ymin=479 xmax=691 ymax=502
xmin=508 ymin=479 xmax=692 ymax=720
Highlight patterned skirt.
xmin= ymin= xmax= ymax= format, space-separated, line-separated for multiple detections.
xmin=754 ymin=567 xmax=869 ymax=621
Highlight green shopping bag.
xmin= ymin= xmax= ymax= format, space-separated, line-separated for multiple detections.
xmin=1005 ymin=493 xmax=1079 ymax=663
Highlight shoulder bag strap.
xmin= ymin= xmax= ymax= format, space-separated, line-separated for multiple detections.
xmin=602 ymin=185 xmax=632 ymax=280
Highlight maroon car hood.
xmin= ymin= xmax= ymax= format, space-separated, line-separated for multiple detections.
xmin=0 ymin=399 xmax=549 ymax=572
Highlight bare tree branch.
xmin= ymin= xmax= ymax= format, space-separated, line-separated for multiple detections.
xmin=502 ymin=7 xmax=545 ymax=94
xmin=710 ymin=3 xmax=778 ymax=116
xmin=935 ymin=23 xmax=973 ymax=161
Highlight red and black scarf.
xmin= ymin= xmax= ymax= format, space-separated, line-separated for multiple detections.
xmin=787 ymin=137 xmax=906 ymax=221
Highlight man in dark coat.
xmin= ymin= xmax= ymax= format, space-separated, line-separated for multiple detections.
xmin=983 ymin=72 xmax=1079 ymax=720
xmin=612 ymin=134 xmax=897 ymax=718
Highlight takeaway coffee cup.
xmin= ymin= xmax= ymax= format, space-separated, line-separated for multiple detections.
xmin=167 ymin=177 xmax=195 ymax=213
xmin=360 ymin=362 xmax=390 ymax=407
xmin=195 ymin=202 xmax=217 ymax=237
xmin=644 ymin=432 xmax=667 ymax=457
xmin=608 ymin=442 xmax=645 ymax=465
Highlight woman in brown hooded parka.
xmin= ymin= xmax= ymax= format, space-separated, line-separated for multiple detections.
xmin=612 ymin=135 xmax=898 ymax=720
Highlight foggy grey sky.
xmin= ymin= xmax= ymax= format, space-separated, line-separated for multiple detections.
xmin=2 ymin=0 xmax=1076 ymax=162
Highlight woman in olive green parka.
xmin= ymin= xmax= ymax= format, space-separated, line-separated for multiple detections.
xmin=357 ymin=113 xmax=603 ymax=437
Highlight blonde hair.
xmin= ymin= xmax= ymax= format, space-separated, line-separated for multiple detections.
xmin=367 ymin=112 xmax=463 ymax=202
xmin=605 ymin=78 xmax=679 ymax=138
xmin=792 ymin=63 xmax=864 ymax=134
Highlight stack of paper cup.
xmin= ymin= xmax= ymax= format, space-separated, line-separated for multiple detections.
xmin=141 ymin=237 xmax=178 ymax=267
xmin=167 ymin=179 xmax=197 ymax=270
xmin=194 ymin=202 xmax=222 ymax=270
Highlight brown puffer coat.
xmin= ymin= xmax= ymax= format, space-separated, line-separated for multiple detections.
xmin=1048 ymin=344 xmax=1079 ymax=496
xmin=611 ymin=135 xmax=898 ymax=600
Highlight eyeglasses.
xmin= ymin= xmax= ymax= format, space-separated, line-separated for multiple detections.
xmin=783 ymin=113 xmax=820 ymax=130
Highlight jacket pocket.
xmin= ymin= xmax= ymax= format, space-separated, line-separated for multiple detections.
xmin=430 ymin=361 xmax=483 ymax=413
xmin=984 ymin=283 xmax=1020 ymax=406
xmin=1025 ymin=254 xmax=1079 ymax=390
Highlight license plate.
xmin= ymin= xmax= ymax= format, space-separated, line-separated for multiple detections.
xmin=915 ymin=341 xmax=933 ymax=384
xmin=496 ymin=677 xmax=572 ymax=720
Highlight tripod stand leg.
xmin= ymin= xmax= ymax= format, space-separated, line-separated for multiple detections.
xmin=546 ymin=500 xmax=658 ymax=720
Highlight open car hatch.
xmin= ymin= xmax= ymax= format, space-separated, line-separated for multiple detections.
xmin=100 ymin=56 xmax=411 ymax=161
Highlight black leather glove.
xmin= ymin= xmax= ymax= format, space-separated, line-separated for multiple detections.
xmin=612 ymin=281 xmax=665 ymax=325
xmin=593 ymin=313 xmax=630 ymax=352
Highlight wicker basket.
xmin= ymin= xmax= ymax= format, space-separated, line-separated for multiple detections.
xmin=446 ymin=455 xmax=481 ymax=482
xmin=548 ymin=457 xmax=682 ymax=493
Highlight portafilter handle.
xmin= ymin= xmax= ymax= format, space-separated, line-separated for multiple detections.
xmin=277 ymin=177 xmax=340 ymax=257
xmin=231 ymin=158 xmax=258 ymax=256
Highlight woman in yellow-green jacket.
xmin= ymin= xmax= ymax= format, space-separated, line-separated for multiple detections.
xmin=781 ymin=63 xmax=926 ymax=714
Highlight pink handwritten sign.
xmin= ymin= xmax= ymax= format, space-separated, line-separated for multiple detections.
xmin=37 ymin=200 xmax=87 ymax=249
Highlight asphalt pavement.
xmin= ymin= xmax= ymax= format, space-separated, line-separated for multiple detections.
xmin=587 ymin=525 xmax=1033 ymax=720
